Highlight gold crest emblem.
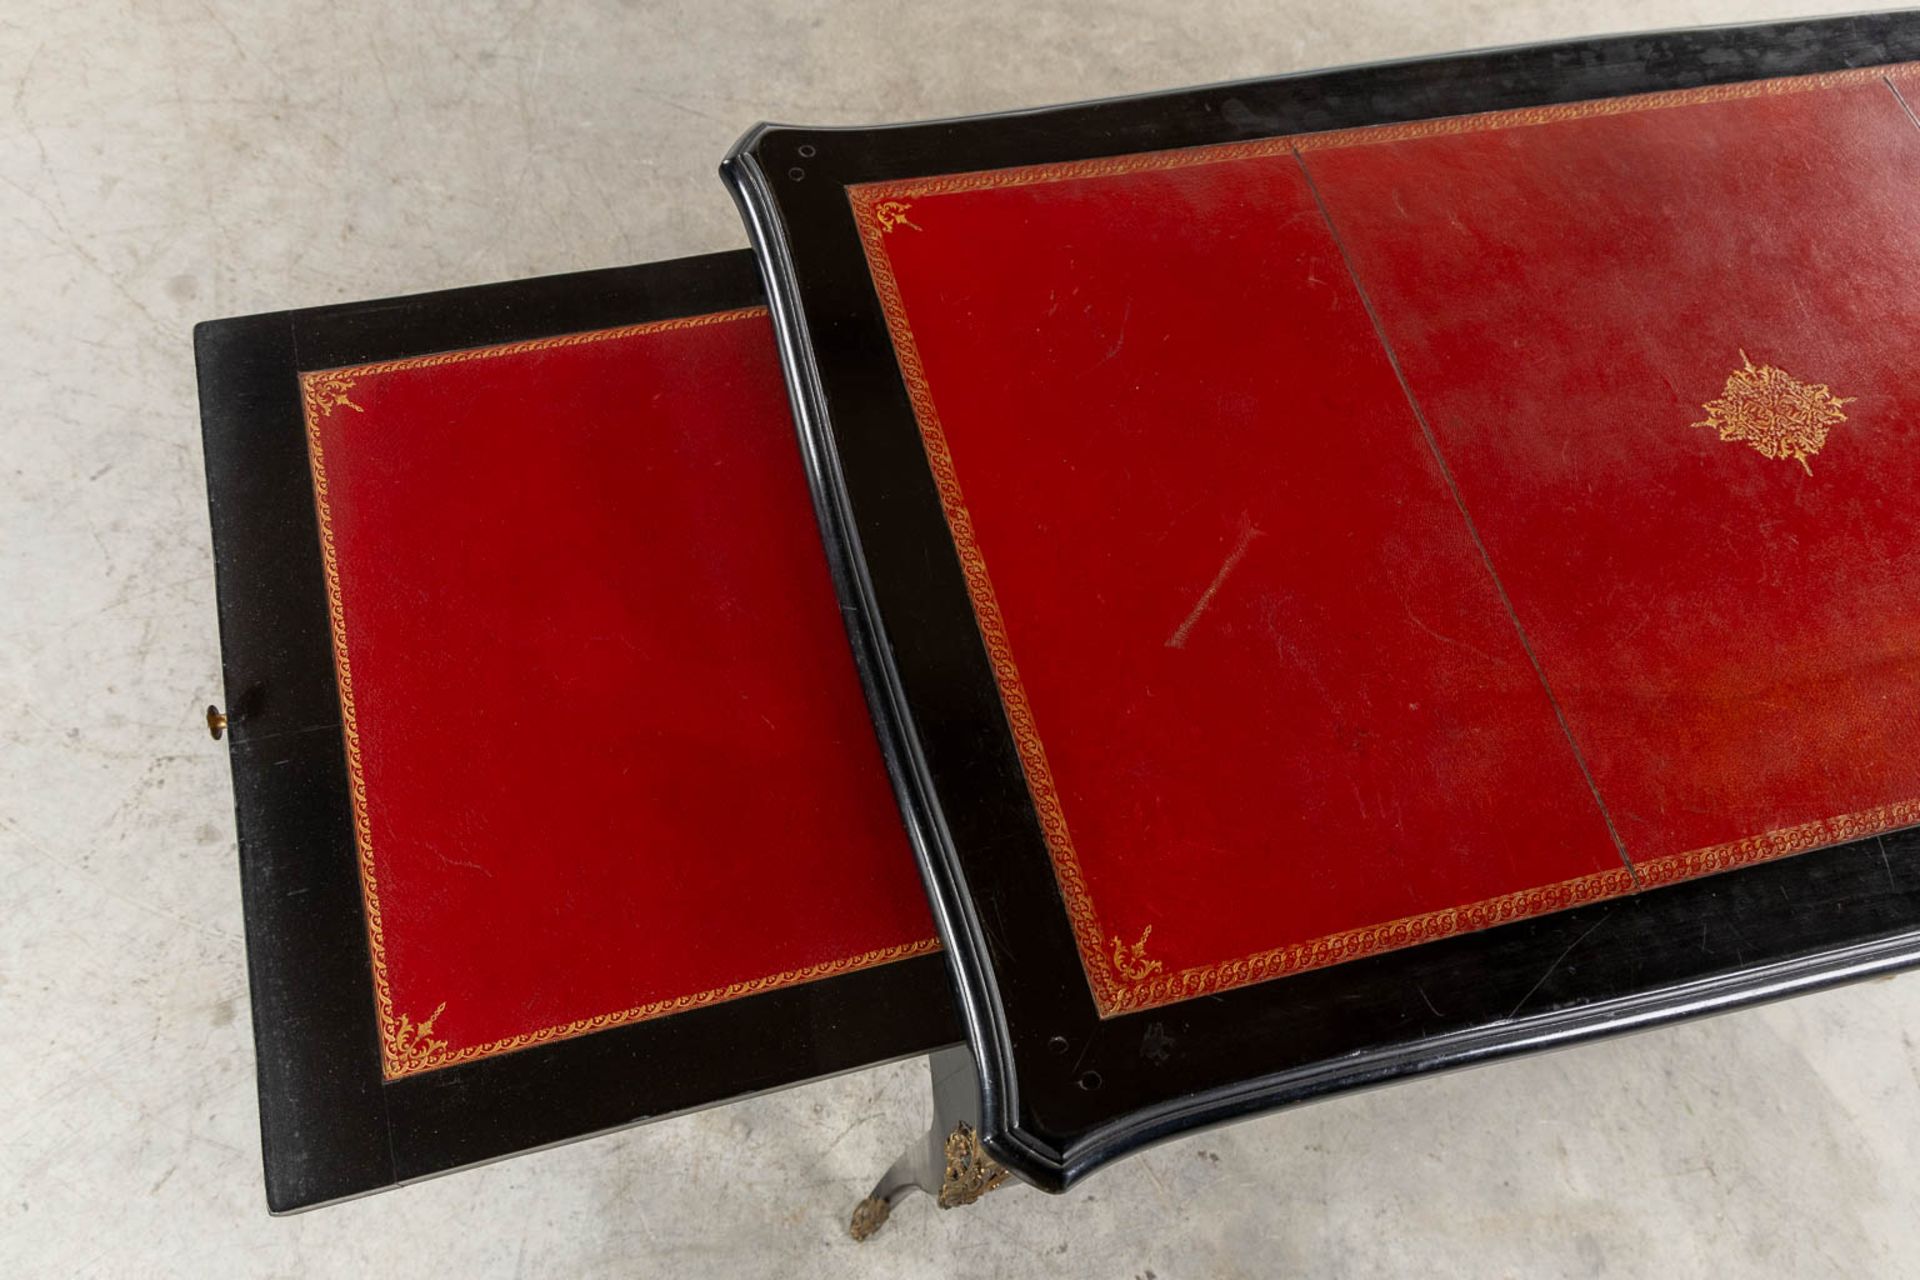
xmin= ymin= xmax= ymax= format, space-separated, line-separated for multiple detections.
xmin=1692 ymin=351 xmax=1853 ymax=475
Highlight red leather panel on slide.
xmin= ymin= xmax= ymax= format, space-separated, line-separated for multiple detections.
xmin=301 ymin=310 xmax=935 ymax=1078
xmin=850 ymin=64 xmax=1920 ymax=1014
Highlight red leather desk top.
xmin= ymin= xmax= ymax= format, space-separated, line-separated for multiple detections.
xmin=850 ymin=64 xmax=1920 ymax=1014
xmin=302 ymin=310 xmax=935 ymax=1078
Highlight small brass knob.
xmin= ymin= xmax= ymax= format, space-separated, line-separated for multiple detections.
xmin=206 ymin=705 xmax=228 ymax=741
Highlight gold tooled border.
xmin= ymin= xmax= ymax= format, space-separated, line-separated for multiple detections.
xmin=301 ymin=306 xmax=939 ymax=1079
xmin=854 ymin=62 xmax=1920 ymax=207
xmin=848 ymin=62 xmax=1920 ymax=1016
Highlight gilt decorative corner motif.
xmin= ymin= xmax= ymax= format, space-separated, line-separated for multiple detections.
xmin=873 ymin=200 xmax=920 ymax=234
xmin=391 ymin=1000 xmax=449 ymax=1071
xmin=1693 ymin=351 xmax=1853 ymax=475
xmin=303 ymin=370 xmax=363 ymax=420
xmin=1111 ymin=926 xmax=1163 ymax=984
xmin=938 ymin=1123 xmax=1011 ymax=1209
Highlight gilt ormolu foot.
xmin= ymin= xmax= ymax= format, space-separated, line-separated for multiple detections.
xmin=848 ymin=1046 xmax=1012 ymax=1240
xmin=849 ymin=1121 xmax=1010 ymax=1240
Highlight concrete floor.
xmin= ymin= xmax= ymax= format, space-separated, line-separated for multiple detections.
xmin=3 ymin=1 xmax=1917 ymax=1275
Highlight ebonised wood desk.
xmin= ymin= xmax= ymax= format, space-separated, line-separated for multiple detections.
xmin=199 ymin=11 xmax=1920 ymax=1236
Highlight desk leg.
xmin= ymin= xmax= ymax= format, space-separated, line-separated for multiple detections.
xmin=849 ymin=1045 xmax=1013 ymax=1240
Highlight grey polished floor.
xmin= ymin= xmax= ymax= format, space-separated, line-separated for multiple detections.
xmin=3 ymin=1 xmax=1916 ymax=1275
